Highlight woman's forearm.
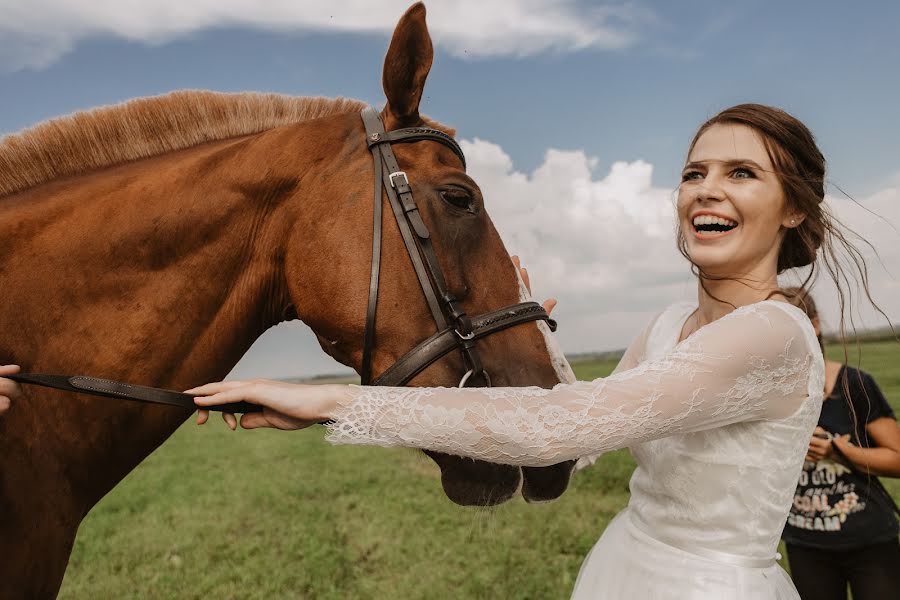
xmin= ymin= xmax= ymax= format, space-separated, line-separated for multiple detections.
xmin=834 ymin=440 xmax=900 ymax=477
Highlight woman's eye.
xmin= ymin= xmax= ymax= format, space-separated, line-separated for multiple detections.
xmin=440 ymin=190 xmax=475 ymax=212
xmin=732 ymin=167 xmax=754 ymax=179
xmin=681 ymin=171 xmax=703 ymax=182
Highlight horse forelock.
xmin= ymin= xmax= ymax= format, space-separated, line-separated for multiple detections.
xmin=0 ymin=91 xmax=370 ymax=198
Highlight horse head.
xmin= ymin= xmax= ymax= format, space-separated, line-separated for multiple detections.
xmin=281 ymin=3 xmax=578 ymax=506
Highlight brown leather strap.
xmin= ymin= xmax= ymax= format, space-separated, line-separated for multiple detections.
xmin=360 ymin=107 xmax=386 ymax=385
xmin=367 ymin=128 xmax=466 ymax=169
xmin=373 ymin=302 xmax=556 ymax=386
xmin=6 ymin=373 xmax=261 ymax=413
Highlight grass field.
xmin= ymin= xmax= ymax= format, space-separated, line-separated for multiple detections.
xmin=58 ymin=343 xmax=899 ymax=599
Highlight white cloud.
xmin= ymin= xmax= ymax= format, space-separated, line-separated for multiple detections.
xmin=0 ymin=0 xmax=647 ymax=72
xmin=462 ymin=137 xmax=693 ymax=354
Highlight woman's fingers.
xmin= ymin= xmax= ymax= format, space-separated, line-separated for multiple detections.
xmin=0 ymin=365 xmax=22 ymax=401
xmin=184 ymin=380 xmax=247 ymax=395
xmin=196 ymin=409 xmax=210 ymax=425
xmin=808 ymin=437 xmax=829 ymax=454
xmin=511 ymin=255 xmax=532 ymax=294
xmin=193 ymin=386 xmax=262 ymax=409
xmin=222 ymin=412 xmax=238 ymax=431
xmin=543 ymin=298 xmax=557 ymax=315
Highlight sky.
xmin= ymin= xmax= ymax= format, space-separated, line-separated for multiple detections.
xmin=2 ymin=0 xmax=898 ymax=378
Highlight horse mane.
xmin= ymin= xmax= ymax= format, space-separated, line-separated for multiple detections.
xmin=0 ymin=90 xmax=368 ymax=198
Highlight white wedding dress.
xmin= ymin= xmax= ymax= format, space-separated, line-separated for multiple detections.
xmin=326 ymin=300 xmax=824 ymax=598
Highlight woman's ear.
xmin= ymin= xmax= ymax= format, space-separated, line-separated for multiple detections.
xmin=810 ymin=316 xmax=821 ymax=336
xmin=783 ymin=211 xmax=806 ymax=229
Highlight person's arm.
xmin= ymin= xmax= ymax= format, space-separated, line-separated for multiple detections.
xmin=832 ymin=417 xmax=900 ymax=477
xmin=0 ymin=365 xmax=22 ymax=414
xmin=194 ymin=302 xmax=818 ymax=467
xmin=807 ymin=371 xmax=900 ymax=476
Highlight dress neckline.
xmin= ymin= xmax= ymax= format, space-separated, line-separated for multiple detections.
xmin=671 ymin=299 xmax=806 ymax=349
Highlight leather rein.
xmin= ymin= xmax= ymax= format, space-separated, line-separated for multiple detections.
xmin=8 ymin=107 xmax=556 ymax=412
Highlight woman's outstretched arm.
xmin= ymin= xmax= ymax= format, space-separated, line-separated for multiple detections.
xmin=192 ymin=302 xmax=820 ymax=467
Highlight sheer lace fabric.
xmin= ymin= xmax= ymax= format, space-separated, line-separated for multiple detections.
xmin=327 ymin=301 xmax=821 ymax=470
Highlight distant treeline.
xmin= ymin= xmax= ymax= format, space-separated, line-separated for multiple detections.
xmin=823 ymin=324 xmax=899 ymax=344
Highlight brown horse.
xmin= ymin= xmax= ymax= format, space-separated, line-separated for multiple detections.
xmin=0 ymin=3 xmax=576 ymax=597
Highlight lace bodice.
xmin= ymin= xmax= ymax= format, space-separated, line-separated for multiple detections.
xmin=326 ymin=300 xmax=824 ymax=559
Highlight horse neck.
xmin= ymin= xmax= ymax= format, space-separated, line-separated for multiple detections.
xmin=0 ymin=115 xmax=350 ymax=507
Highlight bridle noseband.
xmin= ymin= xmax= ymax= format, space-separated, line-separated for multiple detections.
xmin=358 ymin=107 xmax=556 ymax=388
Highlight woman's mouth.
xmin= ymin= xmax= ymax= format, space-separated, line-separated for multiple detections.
xmin=692 ymin=214 xmax=738 ymax=239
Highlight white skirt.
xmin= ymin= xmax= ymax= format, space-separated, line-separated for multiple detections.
xmin=571 ymin=509 xmax=799 ymax=599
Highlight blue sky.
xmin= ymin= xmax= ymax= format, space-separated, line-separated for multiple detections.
xmin=2 ymin=1 xmax=898 ymax=377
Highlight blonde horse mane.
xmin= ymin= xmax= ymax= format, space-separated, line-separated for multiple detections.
xmin=0 ymin=90 xmax=368 ymax=198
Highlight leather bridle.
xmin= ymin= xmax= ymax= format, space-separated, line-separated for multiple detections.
xmin=6 ymin=107 xmax=557 ymax=410
xmin=357 ymin=106 xmax=556 ymax=388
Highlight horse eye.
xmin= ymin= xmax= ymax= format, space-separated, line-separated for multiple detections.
xmin=440 ymin=190 xmax=475 ymax=212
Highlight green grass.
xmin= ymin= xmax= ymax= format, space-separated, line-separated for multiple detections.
xmin=58 ymin=342 xmax=899 ymax=599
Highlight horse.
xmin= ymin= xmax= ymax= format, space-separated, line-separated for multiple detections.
xmin=0 ymin=3 xmax=576 ymax=597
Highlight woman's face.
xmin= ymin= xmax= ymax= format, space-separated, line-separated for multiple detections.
xmin=677 ymin=123 xmax=800 ymax=278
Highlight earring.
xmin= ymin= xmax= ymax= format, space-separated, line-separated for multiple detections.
xmin=790 ymin=219 xmax=796 ymax=225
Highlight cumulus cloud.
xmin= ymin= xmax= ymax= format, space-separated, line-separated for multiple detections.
xmin=463 ymin=138 xmax=692 ymax=354
xmin=0 ymin=0 xmax=648 ymax=72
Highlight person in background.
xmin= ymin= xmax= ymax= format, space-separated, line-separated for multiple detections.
xmin=0 ymin=365 xmax=21 ymax=415
xmin=782 ymin=287 xmax=900 ymax=600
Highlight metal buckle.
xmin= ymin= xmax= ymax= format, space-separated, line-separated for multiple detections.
xmin=389 ymin=171 xmax=409 ymax=189
xmin=455 ymin=328 xmax=475 ymax=341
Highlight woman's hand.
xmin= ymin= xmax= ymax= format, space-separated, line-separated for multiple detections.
xmin=511 ymin=255 xmax=557 ymax=315
xmin=187 ymin=379 xmax=344 ymax=431
xmin=0 ymin=365 xmax=22 ymax=415
xmin=805 ymin=426 xmax=851 ymax=462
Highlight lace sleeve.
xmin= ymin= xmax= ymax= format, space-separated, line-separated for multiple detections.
xmin=573 ymin=312 xmax=659 ymax=470
xmin=325 ymin=302 xmax=817 ymax=467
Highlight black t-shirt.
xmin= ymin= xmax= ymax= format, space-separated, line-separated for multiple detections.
xmin=782 ymin=365 xmax=899 ymax=550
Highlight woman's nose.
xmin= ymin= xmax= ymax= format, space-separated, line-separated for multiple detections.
xmin=695 ymin=174 xmax=726 ymax=202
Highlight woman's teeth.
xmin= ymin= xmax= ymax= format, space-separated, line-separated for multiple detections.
xmin=692 ymin=215 xmax=737 ymax=232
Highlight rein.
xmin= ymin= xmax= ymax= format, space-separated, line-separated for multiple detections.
xmin=8 ymin=107 xmax=556 ymax=411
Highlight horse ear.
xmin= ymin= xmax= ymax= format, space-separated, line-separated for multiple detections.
xmin=382 ymin=2 xmax=433 ymax=128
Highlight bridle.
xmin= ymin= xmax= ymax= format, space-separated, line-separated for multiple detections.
xmin=357 ymin=106 xmax=556 ymax=388
xmin=6 ymin=107 xmax=557 ymax=410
